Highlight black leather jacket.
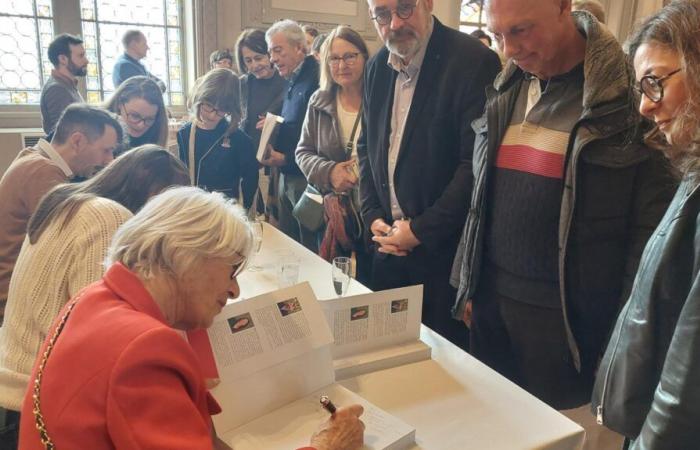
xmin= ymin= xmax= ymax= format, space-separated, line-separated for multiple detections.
xmin=592 ymin=177 xmax=700 ymax=449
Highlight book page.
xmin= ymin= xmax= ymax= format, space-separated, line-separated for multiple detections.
xmin=224 ymin=383 xmax=415 ymax=450
xmin=205 ymin=282 xmax=333 ymax=381
xmin=256 ymin=112 xmax=284 ymax=161
xmin=320 ymin=285 xmax=423 ymax=359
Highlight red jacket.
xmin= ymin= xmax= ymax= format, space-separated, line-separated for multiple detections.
xmin=19 ymin=263 xmax=221 ymax=449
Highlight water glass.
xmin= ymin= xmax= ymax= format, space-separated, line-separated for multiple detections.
xmin=332 ymin=257 xmax=352 ymax=297
xmin=247 ymin=219 xmax=264 ymax=271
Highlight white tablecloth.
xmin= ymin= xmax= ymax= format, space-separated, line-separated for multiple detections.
xmin=238 ymin=223 xmax=585 ymax=450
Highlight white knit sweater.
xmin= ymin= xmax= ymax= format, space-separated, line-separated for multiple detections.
xmin=0 ymin=197 xmax=132 ymax=410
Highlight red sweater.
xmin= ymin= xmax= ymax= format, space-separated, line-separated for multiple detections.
xmin=19 ymin=263 xmax=221 ymax=449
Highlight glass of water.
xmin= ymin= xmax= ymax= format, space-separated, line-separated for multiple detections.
xmin=247 ymin=219 xmax=264 ymax=271
xmin=278 ymin=254 xmax=300 ymax=288
xmin=332 ymin=257 xmax=352 ymax=297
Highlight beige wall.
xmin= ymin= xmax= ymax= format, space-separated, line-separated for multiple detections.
xmin=217 ymin=0 xmax=462 ymax=62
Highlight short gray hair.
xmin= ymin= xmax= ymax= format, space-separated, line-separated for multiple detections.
xmin=266 ymin=19 xmax=307 ymax=52
xmin=106 ymin=186 xmax=254 ymax=280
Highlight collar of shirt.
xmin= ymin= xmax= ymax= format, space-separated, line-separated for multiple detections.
xmin=36 ymin=138 xmax=74 ymax=178
xmin=50 ymin=68 xmax=78 ymax=87
xmin=387 ymin=16 xmax=434 ymax=80
xmin=288 ymin=56 xmax=307 ymax=84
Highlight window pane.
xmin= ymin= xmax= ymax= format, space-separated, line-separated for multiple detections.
xmin=0 ymin=17 xmax=42 ymax=90
xmin=461 ymin=0 xmax=484 ymax=24
xmin=36 ymin=0 xmax=53 ymax=17
xmin=95 ymin=0 xmax=165 ymax=26
xmin=80 ymin=0 xmax=184 ymax=106
xmin=5 ymin=0 xmax=34 ymax=16
xmin=0 ymin=2 xmax=53 ymax=104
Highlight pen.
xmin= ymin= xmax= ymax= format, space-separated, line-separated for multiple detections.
xmin=319 ymin=395 xmax=337 ymax=414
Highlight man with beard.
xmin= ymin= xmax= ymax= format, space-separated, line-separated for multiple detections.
xmin=40 ymin=34 xmax=89 ymax=136
xmin=358 ymin=0 xmax=500 ymax=350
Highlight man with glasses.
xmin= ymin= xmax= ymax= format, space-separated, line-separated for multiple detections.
xmin=40 ymin=34 xmax=89 ymax=137
xmin=450 ymin=0 xmax=675 ymax=445
xmin=262 ymin=20 xmax=320 ymax=251
xmin=358 ymin=0 xmax=500 ymax=350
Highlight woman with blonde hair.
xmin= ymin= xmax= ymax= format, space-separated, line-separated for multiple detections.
xmin=177 ymin=68 xmax=258 ymax=208
xmin=0 ymin=146 xmax=189 ymax=448
xmin=295 ymin=25 xmax=370 ymax=282
xmin=592 ymin=1 xmax=700 ymax=448
xmin=104 ymin=76 xmax=168 ymax=152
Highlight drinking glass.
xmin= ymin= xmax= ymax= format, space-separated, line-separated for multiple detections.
xmin=332 ymin=257 xmax=352 ymax=297
xmin=247 ymin=219 xmax=264 ymax=271
xmin=278 ymin=254 xmax=300 ymax=288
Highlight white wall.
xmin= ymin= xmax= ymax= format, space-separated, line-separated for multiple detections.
xmin=601 ymin=0 xmax=664 ymax=42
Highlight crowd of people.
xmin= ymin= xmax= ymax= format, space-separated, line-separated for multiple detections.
xmin=0 ymin=0 xmax=698 ymax=449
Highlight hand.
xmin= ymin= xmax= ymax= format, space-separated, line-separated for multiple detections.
xmin=310 ymin=404 xmax=365 ymax=450
xmin=462 ymin=299 xmax=473 ymax=328
xmin=370 ymin=218 xmax=392 ymax=237
xmin=371 ymin=219 xmax=420 ymax=256
xmin=260 ymin=146 xmax=286 ymax=167
xmin=330 ymin=160 xmax=358 ymax=192
xmin=255 ymin=115 xmax=266 ymax=130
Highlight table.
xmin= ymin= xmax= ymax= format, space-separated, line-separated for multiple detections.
xmin=239 ymin=223 xmax=585 ymax=450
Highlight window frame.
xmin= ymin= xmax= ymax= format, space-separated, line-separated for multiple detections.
xmin=0 ymin=0 xmax=189 ymax=128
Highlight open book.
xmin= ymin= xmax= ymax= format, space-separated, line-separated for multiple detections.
xmin=320 ymin=285 xmax=431 ymax=380
xmin=256 ymin=112 xmax=284 ymax=162
xmin=188 ymin=283 xmax=416 ymax=450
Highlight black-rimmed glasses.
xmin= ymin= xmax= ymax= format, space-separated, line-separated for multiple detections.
xmin=122 ymin=108 xmax=157 ymax=127
xmin=200 ymin=103 xmax=231 ymax=118
xmin=370 ymin=1 xmax=418 ymax=26
xmin=638 ymin=68 xmax=683 ymax=103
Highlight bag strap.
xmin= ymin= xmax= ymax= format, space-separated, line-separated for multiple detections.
xmin=187 ymin=123 xmax=197 ymax=185
xmin=33 ymin=292 xmax=85 ymax=450
xmin=344 ymin=105 xmax=363 ymax=159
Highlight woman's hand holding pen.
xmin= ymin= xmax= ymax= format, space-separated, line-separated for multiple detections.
xmin=310 ymin=404 xmax=365 ymax=450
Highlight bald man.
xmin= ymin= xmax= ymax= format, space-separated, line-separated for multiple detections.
xmin=451 ymin=0 xmax=674 ymax=444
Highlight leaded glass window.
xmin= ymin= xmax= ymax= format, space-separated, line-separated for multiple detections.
xmin=460 ymin=0 xmax=487 ymax=35
xmin=0 ymin=0 xmax=54 ymax=105
xmin=80 ymin=0 xmax=184 ymax=106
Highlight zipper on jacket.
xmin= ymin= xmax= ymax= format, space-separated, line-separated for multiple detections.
xmin=596 ymin=300 xmax=633 ymax=425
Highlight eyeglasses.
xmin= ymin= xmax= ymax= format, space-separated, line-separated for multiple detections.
xmin=637 ymin=68 xmax=683 ymax=103
xmin=371 ymin=1 xmax=418 ymax=26
xmin=200 ymin=103 xmax=231 ymax=118
xmin=328 ymin=52 xmax=361 ymax=68
xmin=122 ymin=108 xmax=157 ymax=127
xmin=230 ymin=262 xmax=245 ymax=279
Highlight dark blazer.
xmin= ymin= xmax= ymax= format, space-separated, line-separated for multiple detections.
xmin=275 ymin=55 xmax=319 ymax=176
xmin=357 ymin=18 xmax=501 ymax=253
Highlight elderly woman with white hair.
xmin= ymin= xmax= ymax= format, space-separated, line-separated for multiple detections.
xmin=17 ymin=186 xmax=364 ymax=450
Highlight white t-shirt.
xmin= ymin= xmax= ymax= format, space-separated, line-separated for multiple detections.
xmin=336 ymin=96 xmax=361 ymax=159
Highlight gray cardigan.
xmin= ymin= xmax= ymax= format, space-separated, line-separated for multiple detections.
xmin=295 ymin=89 xmax=356 ymax=193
